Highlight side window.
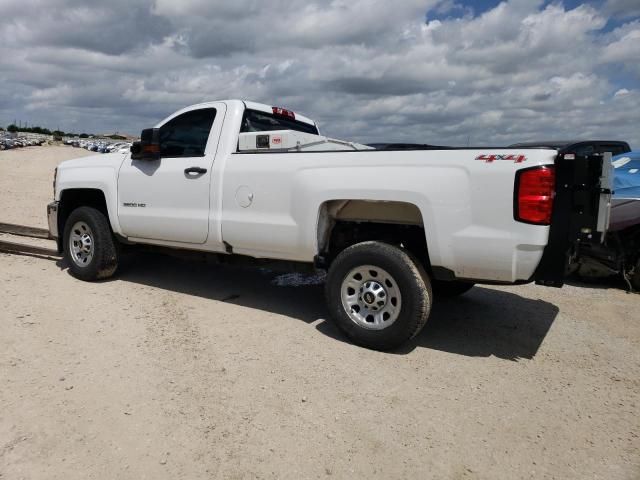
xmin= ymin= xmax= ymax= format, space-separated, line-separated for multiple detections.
xmin=159 ymin=108 xmax=216 ymax=158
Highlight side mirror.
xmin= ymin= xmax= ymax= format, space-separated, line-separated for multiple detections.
xmin=131 ymin=128 xmax=161 ymax=160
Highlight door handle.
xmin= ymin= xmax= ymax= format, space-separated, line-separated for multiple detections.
xmin=184 ymin=167 xmax=207 ymax=175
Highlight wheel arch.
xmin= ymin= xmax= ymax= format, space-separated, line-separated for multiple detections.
xmin=316 ymin=199 xmax=431 ymax=271
xmin=58 ymin=188 xmax=111 ymax=250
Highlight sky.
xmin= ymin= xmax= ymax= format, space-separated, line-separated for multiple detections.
xmin=0 ymin=0 xmax=638 ymax=146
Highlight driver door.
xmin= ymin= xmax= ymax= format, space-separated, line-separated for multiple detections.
xmin=118 ymin=105 xmax=225 ymax=244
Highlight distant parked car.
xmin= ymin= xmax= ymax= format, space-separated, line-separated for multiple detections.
xmin=116 ymin=143 xmax=132 ymax=153
xmin=106 ymin=142 xmax=126 ymax=152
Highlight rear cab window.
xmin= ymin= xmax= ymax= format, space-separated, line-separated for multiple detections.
xmin=596 ymin=144 xmax=629 ymax=156
xmin=571 ymin=143 xmax=631 ymax=157
xmin=572 ymin=145 xmax=595 ymax=156
xmin=240 ymin=109 xmax=319 ymax=135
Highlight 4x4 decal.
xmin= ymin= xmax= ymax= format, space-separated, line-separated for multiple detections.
xmin=476 ymin=154 xmax=527 ymax=163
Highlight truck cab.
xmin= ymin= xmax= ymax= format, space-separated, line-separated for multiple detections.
xmin=118 ymin=100 xmax=321 ymax=247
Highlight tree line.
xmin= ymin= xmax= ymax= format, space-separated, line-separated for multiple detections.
xmin=3 ymin=124 xmax=93 ymax=138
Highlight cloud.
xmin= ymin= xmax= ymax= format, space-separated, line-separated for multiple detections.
xmin=0 ymin=0 xmax=638 ymax=148
xmin=602 ymin=21 xmax=640 ymax=76
xmin=0 ymin=0 xmax=172 ymax=55
xmin=153 ymin=0 xmax=435 ymax=56
xmin=604 ymin=0 xmax=640 ymax=19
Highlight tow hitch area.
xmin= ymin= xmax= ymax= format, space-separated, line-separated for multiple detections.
xmin=0 ymin=222 xmax=60 ymax=257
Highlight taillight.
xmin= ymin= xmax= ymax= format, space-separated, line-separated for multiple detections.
xmin=53 ymin=167 xmax=58 ymax=197
xmin=515 ymin=166 xmax=555 ymax=225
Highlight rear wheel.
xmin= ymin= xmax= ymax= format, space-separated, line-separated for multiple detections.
xmin=63 ymin=206 xmax=119 ymax=281
xmin=325 ymin=241 xmax=432 ymax=350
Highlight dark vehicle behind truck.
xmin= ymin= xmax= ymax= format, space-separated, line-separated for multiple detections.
xmin=508 ymin=140 xmax=631 ymax=157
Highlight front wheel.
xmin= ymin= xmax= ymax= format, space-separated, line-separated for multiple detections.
xmin=63 ymin=206 xmax=119 ymax=281
xmin=325 ymin=241 xmax=432 ymax=350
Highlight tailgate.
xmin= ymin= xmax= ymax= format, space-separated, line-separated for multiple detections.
xmin=532 ymin=152 xmax=613 ymax=286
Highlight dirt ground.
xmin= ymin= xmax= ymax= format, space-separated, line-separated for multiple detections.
xmin=0 ymin=146 xmax=638 ymax=480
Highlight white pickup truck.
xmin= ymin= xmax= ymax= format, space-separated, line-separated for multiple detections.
xmin=47 ymin=99 xmax=612 ymax=350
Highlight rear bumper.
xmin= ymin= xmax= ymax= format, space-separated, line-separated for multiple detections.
xmin=47 ymin=201 xmax=59 ymax=240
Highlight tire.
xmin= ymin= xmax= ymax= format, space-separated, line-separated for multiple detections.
xmin=63 ymin=206 xmax=119 ymax=281
xmin=325 ymin=241 xmax=432 ymax=350
xmin=432 ymin=280 xmax=475 ymax=298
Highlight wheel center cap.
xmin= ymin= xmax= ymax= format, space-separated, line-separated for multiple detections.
xmin=360 ymin=281 xmax=387 ymax=309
